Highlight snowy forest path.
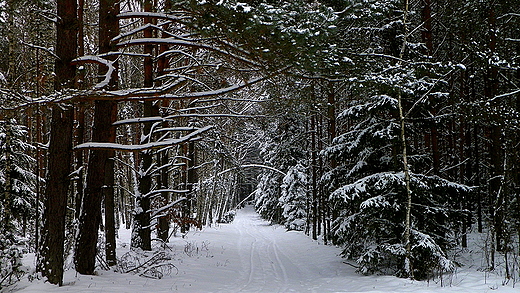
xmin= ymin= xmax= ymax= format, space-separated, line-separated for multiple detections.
xmin=171 ymin=205 xmax=357 ymax=292
xmin=18 ymin=206 xmax=513 ymax=293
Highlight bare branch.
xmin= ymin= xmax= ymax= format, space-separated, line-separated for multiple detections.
xmin=71 ymin=55 xmax=116 ymax=89
xmin=75 ymin=125 xmax=214 ymax=151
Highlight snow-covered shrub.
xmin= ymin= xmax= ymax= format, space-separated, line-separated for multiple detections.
xmin=331 ymin=171 xmax=468 ymax=279
xmin=279 ymin=163 xmax=308 ymax=231
xmin=0 ymin=233 xmax=25 ymax=288
xmin=218 ymin=210 xmax=236 ymax=223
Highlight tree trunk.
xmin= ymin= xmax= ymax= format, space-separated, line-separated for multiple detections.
xmin=75 ymin=0 xmax=119 ymax=273
xmin=156 ymin=1 xmax=171 ymax=241
xmin=100 ymin=0 xmax=119 ymax=268
xmin=485 ymin=4 xmax=504 ymax=254
xmin=324 ymin=82 xmax=336 ymax=244
xmin=182 ymin=138 xmax=196 ymax=232
xmin=132 ymin=0 xmax=154 ymax=250
xmin=310 ymin=114 xmax=318 ymax=241
xmin=39 ymin=0 xmax=77 ymax=285
xmin=399 ymin=0 xmax=413 ymax=279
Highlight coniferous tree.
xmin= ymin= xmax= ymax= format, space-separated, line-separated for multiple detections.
xmin=0 ymin=120 xmax=37 ymax=289
xmin=279 ymin=163 xmax=308 ymax=231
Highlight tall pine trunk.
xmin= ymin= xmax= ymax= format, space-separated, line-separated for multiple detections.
xmin=38 ymin=0 xmax=77 ymax=285
xmin=132 ymin=0 xmax=154 ymax=251
xmin=156 ymin=1 xmax=171 ymax=241
xmin=75 ymin=0 xmax=119 ymax=274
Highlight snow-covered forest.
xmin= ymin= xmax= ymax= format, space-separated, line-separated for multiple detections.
xmin=0 ymin=0 xmax=519 ymax=291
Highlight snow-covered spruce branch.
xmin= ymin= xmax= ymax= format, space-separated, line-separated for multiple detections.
xmin=142 ymin=189 xmax=189 ymax=200
xmin=165 ymin=113 xmax=266 ymax=119
xmin=113 ymin=116 xmax=174 ymax=126
xmin=74 ymin=125 xmax=214 ymax=151
xmin=112 ymin=22 xmax=177 ymax=43
xmin=62 ymin=69 xmax=280 ymax=103
xmin=488 ymin=88 xmax=520 ymax=101
xmin=154 ymin=126 xmax=202 ymax=132
xmin=20 ymin=41 xmax=60 ymax=60
xmin=118 ymin=11 xmax=190 ymax=21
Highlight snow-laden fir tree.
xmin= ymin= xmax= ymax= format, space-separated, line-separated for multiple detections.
xmin=322 ymin=96 xmax=471 ymax=280
xmin=0 ymin=119 xmax=37 ymax=288
xmin=255 ymin=113 xmax=308 ymax=224
xmin=279 ymin=163 xmax=308 ymax=231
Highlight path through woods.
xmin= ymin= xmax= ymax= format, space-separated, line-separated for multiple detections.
xmin=15 ymin=207 xmax=516 ymax=292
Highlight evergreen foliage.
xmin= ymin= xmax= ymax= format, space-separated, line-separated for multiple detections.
xmin=323 ymin=95 xmax=471 ymax=279
xmin=0 ymin=120 xmax=36 ymax=288
xmin=279 ymin=163 xmax=308 ymax=231
xmin=255 ymin=113 xmax=308 ymax=225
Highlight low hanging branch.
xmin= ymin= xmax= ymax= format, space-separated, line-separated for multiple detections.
xmin=117 ymin=38 xmax=261 ymax=67
xmin=75 ymin=125 xmax=214 ymax=151
xmin=218 ymin=164 xmax=286 ymax=177
xmin=71 ymin=55 xmax=116 ymax=89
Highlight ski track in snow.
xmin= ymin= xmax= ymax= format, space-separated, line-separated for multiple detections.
xmin=12 ymin=206 xmax=519 ymax=293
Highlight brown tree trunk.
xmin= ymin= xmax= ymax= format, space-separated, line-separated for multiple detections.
xmin=156 ymin=1 xmax=171 ymax=241
xmin=132 ymin=0 xmax=154 ymax=250
xmin=485 ymin=4 xmax=504 ymax=256
xmin=75 ymin=0 xmax=119 ymax=274
xmin=99 ymin=0 xmax=119 ymax=268
xmin=39 ymin=0 xmax=77 ymax=285
xmin=182 ymin=138 xmax=196 ymax=233
xmin=325 ymin=82 xmax=336 ymax=244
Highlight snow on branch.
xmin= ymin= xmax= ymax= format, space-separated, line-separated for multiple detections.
xmin=26 ymin=66 xmax=285 ymax=106
xmin=165 ymin=113 xmax=265 ymax=119
xmin=21 ymin=41 xmax=60 ymax=60
xmin=142 ymin=189 xmax=189 ymax=200
xmin=218 ymin=164 xmax=286 ymax=177
xmin=118 ymin=11 xmax=190 ymax=22
xmin=75 ymin=125 xmax=214 ymax=151
xmin=112 ymin=23 xmax=176 ymax=42
xmin=113 ymin=116 xmax=172 ymax=126
xmin=72 ymin=55 xmax=116 ymax=89
xmin=150 ymin=197 xmax=187 ymax=218
xmin=117 ymin=38 xmax=261 ymax=67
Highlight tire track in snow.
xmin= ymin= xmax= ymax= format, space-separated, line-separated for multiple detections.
xmin=226 ymin=207 xmax=314 ymax=292
xmin=232 ymin=214 xmax=258 ymax=292
xmin=244 ymin=215 xmax=291 ymax=292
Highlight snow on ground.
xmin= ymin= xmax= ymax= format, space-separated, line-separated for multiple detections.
xmin=8 ymin=206 xmax=519 ymax=292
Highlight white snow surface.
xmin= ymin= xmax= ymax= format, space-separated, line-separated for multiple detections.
xmin=12 ymin=207 xmax=518 ymax=293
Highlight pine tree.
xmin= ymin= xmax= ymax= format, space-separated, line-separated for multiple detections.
xmin=323 ymin=94 xmax=471 ymax=280
xmin=0 ymin=119 xmax=37 ymax=288
xmin=279 ymin=163 xmax=308 ymax=231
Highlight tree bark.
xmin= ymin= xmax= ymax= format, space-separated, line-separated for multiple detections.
xmin=75 ymin=0 xmax=119 ymax=273
xmin=398 ymin=0 xmax=413 ymax=279
xmin=156 ymin=0 xmax=171 ymax=241
xmin=310 ymin=114 xmax=318 ymax=241
xmin=132 ymin=0 xmax=154 ymax=251
xmin=99 ymin=0 xmax=120 ymax=268
xmin=39 ymin=0 xmax=77 ymax=285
